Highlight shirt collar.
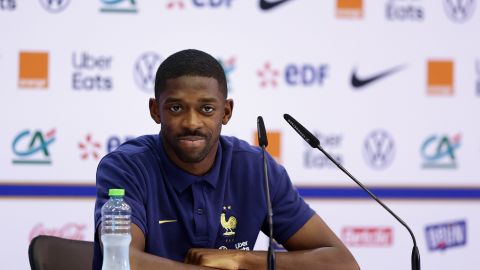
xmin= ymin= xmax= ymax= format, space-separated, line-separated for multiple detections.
xmin=157 ymin=134 xmax=222 ymax=194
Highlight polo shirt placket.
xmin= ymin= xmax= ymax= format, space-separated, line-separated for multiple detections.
xmin=191 ymin=181 xmax=209 ymax=244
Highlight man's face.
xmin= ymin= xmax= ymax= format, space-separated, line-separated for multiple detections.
xmin=154 ymin=75 xmax=232 ymax=165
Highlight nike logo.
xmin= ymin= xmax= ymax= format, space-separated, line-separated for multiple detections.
xmin=158 ymin=220 xmax=177 ymax=224
xmin=351 ymin=65 xmax=405 ymax=89
xmin=259 ymin=0 xmax=292 ymax=11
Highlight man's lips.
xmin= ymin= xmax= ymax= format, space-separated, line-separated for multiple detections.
xmin=177 ymin=136 xmax=206 ymax=148
xmin=177 ymin=135 xmax=206 ymax=141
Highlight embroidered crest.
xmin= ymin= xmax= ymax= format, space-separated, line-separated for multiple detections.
xmin=220 ymin=205 xmax=237 ymax=237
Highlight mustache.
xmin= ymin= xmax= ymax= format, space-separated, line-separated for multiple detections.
xmin=176 ymin=129 xmax=208 ymax=139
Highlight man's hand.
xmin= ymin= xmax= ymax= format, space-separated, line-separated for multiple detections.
xmin=185 ymin=214 xmax=359 ymax=270
xmin=185 ymin=248 xmax=256 ymax=270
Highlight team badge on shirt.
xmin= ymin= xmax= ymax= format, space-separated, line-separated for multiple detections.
xmin=220 ymin=205 xmax=237 ymax=239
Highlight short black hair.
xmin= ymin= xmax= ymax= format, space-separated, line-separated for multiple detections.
xmin=154 ymin=49 xmax=227 ymax=99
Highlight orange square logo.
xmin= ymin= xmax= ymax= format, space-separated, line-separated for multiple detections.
xmin=337 ymin=0 xmax=363 ymax=19
xmin=427 ymin=60 xmax=454 ymax=95
xmin=18 ymin=52 xmax=49 ymax=89
xmin=253 ymin=131 xmax=281 ymax=163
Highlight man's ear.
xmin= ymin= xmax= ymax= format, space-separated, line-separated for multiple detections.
xmin=222 ymin=99 xmax=234 ymax=125
xmin=149 ymin=98 xmax=161 ymax=124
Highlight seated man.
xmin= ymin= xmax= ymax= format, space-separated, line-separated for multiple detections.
xmin=93 ymin=49 xmax=359 ymax=270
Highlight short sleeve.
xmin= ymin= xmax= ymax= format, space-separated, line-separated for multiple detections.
xmin=93 ymin=152 xmax=148 ymax=235
xmin=262 ymin=155 xmax=314 ymax=245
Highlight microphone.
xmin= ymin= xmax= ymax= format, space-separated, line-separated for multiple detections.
xmin=283 ymin=114 xmax=420 ymax=270
xmin=257 ymin=116 xmax=275 ymax=270
xmin=283 ymin=114 xmax=319 ymax=148
xmin=257 ymin=116 xmax=268 ymax=148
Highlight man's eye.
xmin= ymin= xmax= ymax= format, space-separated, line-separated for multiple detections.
xmin=202 ymin=106 xmax=214 ymax=113
xmin=170 ymin=105 xmax=182 ymax=112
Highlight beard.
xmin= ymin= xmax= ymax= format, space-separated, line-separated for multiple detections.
xmin=160 ymin=124 xmax=220 ymax=164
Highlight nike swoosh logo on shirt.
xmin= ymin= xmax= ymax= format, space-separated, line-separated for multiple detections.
xmin=159 ymin=220 xmax=178 ymax=224
xmin=351 ymin=65 xmax=405 ymax=89
xmin=259 ymin=0 xmax=292 ymax=10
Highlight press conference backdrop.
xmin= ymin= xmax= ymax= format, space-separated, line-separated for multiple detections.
xmin=1 ymin=0 xmax=479 ymax=269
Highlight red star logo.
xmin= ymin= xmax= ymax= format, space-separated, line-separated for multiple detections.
xmin=166 ymin=0 xmax=185 ymax=9
xmin=257 ymin=62 xmax=279 ymax=88
xmin=78 ymin=134 xmax=102 ymax=160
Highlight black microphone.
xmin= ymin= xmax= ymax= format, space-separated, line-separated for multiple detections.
xmin=257 ymin=116 xmax=275 ymax=270
xmin=283 ymin=113 xmax=319 ymax=148
xmin=283 ymin=113 xmax=420 ymax=270
xmin=257 ymin=116 xmax=269 ymax=147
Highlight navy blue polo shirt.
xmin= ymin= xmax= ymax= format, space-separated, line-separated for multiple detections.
xmin=92 ymin=135 xmax=314 ymax=269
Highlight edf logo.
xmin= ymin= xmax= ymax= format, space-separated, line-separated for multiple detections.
xmin=285 ymin=64 xmax=328 ymax=86
xmin=107 ymin=135 xmax=134 ymax=153
xmin=257 ymin=62 xmax=329 ymax=88
xmin=192 ymin=0 xmax=233 ymax=7
xmin=167 ymin=0 xmax=233 ymax=9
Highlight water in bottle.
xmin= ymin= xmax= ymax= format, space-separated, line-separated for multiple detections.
xmin=101 ymin=188 xmax=132 ymax=270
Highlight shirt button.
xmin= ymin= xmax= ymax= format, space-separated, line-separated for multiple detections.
xmin=197 ymin=208 xmax=204 ymax=215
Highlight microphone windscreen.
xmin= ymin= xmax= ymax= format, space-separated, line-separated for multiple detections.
xmin=283 ymin=114 xmax=320 ymax=148
xmin=257 ymin=116 xmax=268 ymax=147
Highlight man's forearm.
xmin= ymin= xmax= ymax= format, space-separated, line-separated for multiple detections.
xmin=244 ymin=247 xmax=360 ymax=270
xmin=130 ymin=248 xmax=213 ymax=270
xmin=185 ymin=247 xmax=360 ymax=270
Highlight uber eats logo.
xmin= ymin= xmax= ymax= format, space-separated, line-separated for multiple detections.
xmin=304 ymin=131 xmax=343 ymax=169
xmin=71 ymin=51 xmax=113 ymax=91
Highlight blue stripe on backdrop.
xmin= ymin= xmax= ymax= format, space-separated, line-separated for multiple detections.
xmin=1 ymin=184 xmax=480 ymax=199
xmin=0 ymin=184 xmax=96 ymax=197
xmin=297 ymin=186 xmax=480 ymax=200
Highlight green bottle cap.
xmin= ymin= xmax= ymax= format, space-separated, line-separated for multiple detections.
xmin=108 ymin=189 xmax=125 ymax=197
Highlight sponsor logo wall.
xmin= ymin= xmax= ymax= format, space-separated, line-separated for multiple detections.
xmin=134 ymin=52 xmax=162 ymax=93
xmin=11 ymin=129 xmax=56 ymax=165
xmin=385 ymin=0 xmax=425 ymax=21
xmin=71 ymin=52 xmax=113 ymax=91
xmin=39 ymin=0 xmax=70 ymax=13
xmin=18 ymin=52 xmax=49 ymax=89
xmin=341 ymin=226 xmax=394 ymax=247
xmin=425 ymin=220 xmax=467 ymax=252
xmin=427 ymin=60 xmax=454 ymax=96
xmin=0 ymin=0 xmax=16 ymax=10
xmin=0 ymin=1 xmax=479 ymax=269
xmin=443 ymin=0 xmax=477 ymax=23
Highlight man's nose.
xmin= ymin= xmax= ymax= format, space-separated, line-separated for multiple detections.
xmin=182 ymin=109 xmax=202 ymax=130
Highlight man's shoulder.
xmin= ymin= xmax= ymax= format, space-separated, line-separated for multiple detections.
xmin=220 ymin=135 xmax=261 ymax=157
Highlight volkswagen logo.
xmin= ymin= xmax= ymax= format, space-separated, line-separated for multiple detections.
xmin=443 ymin=0 xmax=476 ymax=23
xmin=133 ymin=52 xmax=162 ymax=93
xmin=39 ymin=0 xmax=70 ymax=13
xmin=362 ymin=130 xmax=395 ymax=170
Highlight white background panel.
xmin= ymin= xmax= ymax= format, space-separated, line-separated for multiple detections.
xmin=0 ymin=198 xmax=95 ymax=270
xmin=0 ymin=0 xmax=479 ymax=269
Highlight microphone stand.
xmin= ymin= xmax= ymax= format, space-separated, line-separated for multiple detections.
xmin=257 ymin=116 xmax=275 ymax=270
xmin=283 ymin=113 xmax=420 ymax=270
xmin=261 ymin=143 xmax=276 ymax=270
xmin=315 ymin=146 xmax=420 ymax=270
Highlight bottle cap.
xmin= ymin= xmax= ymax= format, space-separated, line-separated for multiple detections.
xmin=108 ymin=189 xmax=125 ymax=197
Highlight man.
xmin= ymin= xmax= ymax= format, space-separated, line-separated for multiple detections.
xmin=93 ymin=49 xmax=359 ymax=269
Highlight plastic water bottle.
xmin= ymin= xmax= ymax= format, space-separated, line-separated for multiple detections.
xmin=101 ymin=188 xmax=132 ymax=270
